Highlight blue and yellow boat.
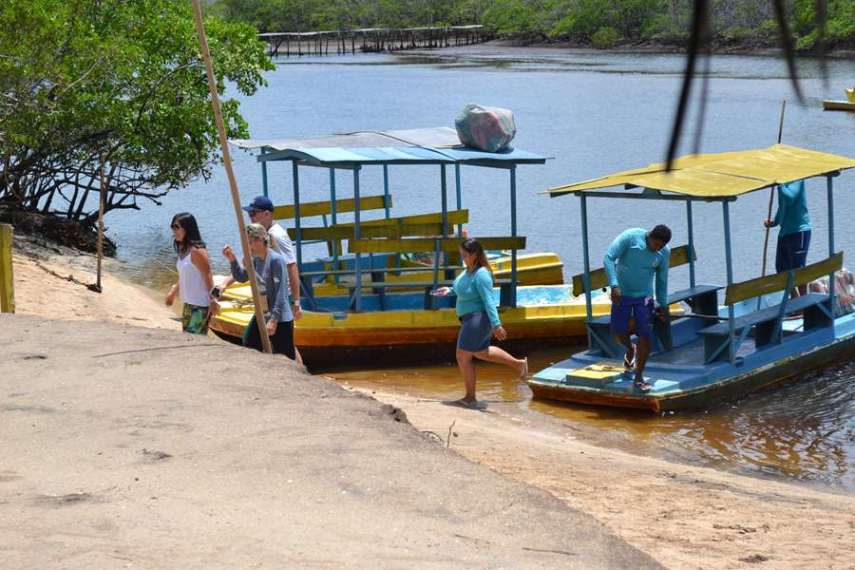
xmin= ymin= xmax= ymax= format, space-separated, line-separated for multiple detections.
xmin=529 ymin=144 xmax=855 ymax=412
xmin=210 ymin=128 xmax=608 ymax=365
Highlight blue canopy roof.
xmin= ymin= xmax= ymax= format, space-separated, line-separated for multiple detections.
xmin=230 ymin=127 xmax=548 ymax=168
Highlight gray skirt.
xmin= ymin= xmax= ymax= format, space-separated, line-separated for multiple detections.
xmin=457 ymin=311 xmax=492 ymax=352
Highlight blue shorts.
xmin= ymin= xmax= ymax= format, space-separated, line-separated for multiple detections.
xmin=776 ymin=230 xmax=811 ymax=273
xmin=610 ymin=296 xmax=654 ymax=338
xmin=457 ymin=311 xmax=492 ymax=352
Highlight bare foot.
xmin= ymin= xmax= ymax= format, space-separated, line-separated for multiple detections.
xmin=518 ymin=358 xmax=529 ymax=380
xmin=443 ymin=397 xmax=482 ymax=410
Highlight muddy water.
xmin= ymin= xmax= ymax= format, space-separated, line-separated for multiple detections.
xmin=109 ymin=46 xmax=855 ymax=492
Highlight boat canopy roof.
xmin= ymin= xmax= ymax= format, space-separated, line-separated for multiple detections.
xmin=548 ymin=144 xmax=855 ymax=199
xmin=231 ymin=127 xmax=547 ymax=168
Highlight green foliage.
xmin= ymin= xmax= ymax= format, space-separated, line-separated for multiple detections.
xmin=212 ymin=0 xmax=855 ymax=50
xmin=0 ymin=0 xmax=273 ymax=223
xmin=591 ymin=26 xmax=621 ymax=49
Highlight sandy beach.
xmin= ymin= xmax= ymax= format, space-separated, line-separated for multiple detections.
xmin=5 ymin=241 xmax=854 ymax=568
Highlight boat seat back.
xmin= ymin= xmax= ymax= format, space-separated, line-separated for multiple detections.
xmin=287 ymin=210 xmax=470 ymax=241
xmin=572 ymin=244 xmax=696 ymax=297
xmin=348 ymin=236 xmax=526 ymax=255
xmin=273 ymin=195 xmax=393 ymax=220
xmin=724 ymin=252 xmax=843 ymax=305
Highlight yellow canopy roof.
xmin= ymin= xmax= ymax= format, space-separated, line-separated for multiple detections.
xmin=548 ymin=144 xmax=855 ymax=199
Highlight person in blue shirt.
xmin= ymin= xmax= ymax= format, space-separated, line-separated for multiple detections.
xmin=604 ymin=225 xmax=672 ymax=391
xmin=765 ymin=179 xmax=811 ymax=286
xmin=434 ymin=238 xmax=528 ymax=409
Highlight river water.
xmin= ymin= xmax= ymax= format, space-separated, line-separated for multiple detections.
xmin=105 ymin=45 xmax=855 ymax=491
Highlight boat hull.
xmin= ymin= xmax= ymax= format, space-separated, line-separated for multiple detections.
xmin=211 ymin=284 xmax=607 ymax=367
xmin=529 ymin=314 xmax=855 ymax=413
xmin=822 ymin=100 xmax=855 ymax=112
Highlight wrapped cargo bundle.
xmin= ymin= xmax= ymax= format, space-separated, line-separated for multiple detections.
xmin=455 ymin=104 xmax=516 ymax=152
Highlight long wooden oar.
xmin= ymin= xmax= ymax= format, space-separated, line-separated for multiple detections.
xmin=190 ymin=0 xmax=272 ymax=353
xmin=761 ymin=100 xmax=787 ymax=278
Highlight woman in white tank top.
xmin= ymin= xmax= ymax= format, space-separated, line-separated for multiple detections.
xmin=165 ymin=213 xmax=214 ymax=334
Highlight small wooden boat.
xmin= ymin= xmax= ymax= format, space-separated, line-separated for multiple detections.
xmin=822 ymin=89 xmax=855 ymax=111
xmin=529 ymin=144 xmax=855 ymax=412
xmin=210 ymin=127 xmax=602 ymax=366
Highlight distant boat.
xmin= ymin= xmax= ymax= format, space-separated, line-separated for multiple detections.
xmin=822 ymin=88 xmax=855 ymax=112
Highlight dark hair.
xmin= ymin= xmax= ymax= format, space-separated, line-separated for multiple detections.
xmin=649 ymin=224 xmax=672 ymax=244
xmin=171 ymin=212 xmax=206 ymax=255
xmin=459 ymin=238 xmax=492 ymax=277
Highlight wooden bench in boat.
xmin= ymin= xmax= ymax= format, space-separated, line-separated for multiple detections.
xmin=343 ymin=278 xmax=514 ymax=311
xmin=571 ymin=245 xmax=722 ymax=356
xmin=698 ymin=252 xmax=843 ymax=363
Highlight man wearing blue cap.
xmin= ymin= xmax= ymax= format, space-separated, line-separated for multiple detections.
xmin=240 ymin=196 xmax=301 ymax=321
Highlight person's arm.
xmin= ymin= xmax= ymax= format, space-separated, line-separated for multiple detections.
xmin=771 ymin=186 xmax=786 ymax=227
xmin=190 ymin=247 xmax=214 ymax=293
xmin=287 ymin=262 xmax=300 ymax=302
xmin=165 ymin=282 xmax=179 ymax=306
xmin=604 ymin=232 xmax=629 ymax=289
xmin=267 ymin=256 xmax=287 ymax=324
xmin=655 ymin=249 xmax=670 ymax=308
xmin=474 ymin=269 xmax=501 ymax=328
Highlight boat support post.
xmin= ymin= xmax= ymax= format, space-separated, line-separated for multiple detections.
xmin=580 ymin=193 xmax=593 ymax=348
xmin=353 ymin=166 xmax=362 ymax=312
xmin=827 ymin=174 xmax=836 ymax=314
xmin=330 ymin=168 xmax=339 ymax=280
xmin=686 ymin=199 xmax=696 ymax=288
xmin=455 ymin=164 xmax=463 ymax=237
xmin=292 ymin=161 xmax=302 ymax=270
xmin=509 ymin=164 xmax=518 ymax=307
xmin=383 ymin=164 xmax=391 ymax=219
xmin=261 ymin=148 xmax=269 ymax=198
xmin=722 ymin=201 xmax=736 ymax=363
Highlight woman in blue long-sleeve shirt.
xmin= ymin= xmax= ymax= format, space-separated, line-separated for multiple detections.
xmin=222 ymin=223 xmax=296 ymax=359
xmin=764 ymin=179 xmax=811 ymax=275
xmin=435 ymin=238 xmax=527 ymax=409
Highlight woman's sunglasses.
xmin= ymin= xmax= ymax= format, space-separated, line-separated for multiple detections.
xmin=170 ymin=223 xmax=181 ymax=230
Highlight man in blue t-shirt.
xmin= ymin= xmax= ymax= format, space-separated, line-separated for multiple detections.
xmin=603 ymin=224 xmax=672 ymax=392
xmin=765 ymin=180 xmax=811 ymax=293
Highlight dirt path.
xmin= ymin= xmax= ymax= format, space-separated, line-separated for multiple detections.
xmin=358 ymin=391 xmax=855 ymax=569
xmin=0 ymin=315 xmax=659 ymax=569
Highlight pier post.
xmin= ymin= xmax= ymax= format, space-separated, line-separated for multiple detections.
xmin=0 ymin=223 xmax=14 ymax=313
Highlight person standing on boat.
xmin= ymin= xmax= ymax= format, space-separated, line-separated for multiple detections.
xmin=165 ymin=213 xmax=216 ymax=335
xmin=223 ymin=223 xmax=296 ymax=359
xmin=765 ymin=180 xmax=811 ymax=290
xmin=435 ymin=238 xmax=528 ymax=409
xmin=604 ymin=225 xmax=671 ymax=392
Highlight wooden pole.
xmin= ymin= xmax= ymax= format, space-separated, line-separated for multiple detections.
xmin=94 ymin=157 xmax=107 ymax=292
xmin=761 ymin=100 xmax=787 ymax=277
xmin=191 ymin=0 xmax=272 ymax=354
xmin=0 ymin=223 xmax=14 ymax=313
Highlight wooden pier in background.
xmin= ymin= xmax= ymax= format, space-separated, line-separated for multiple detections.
xmin=260 ymin=25 xmax=491 ymax=57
